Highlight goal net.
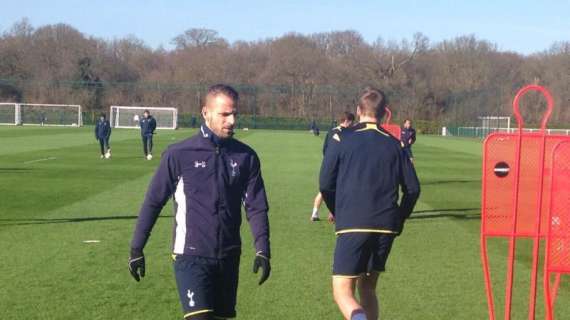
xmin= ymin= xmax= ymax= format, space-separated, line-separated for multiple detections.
xmin=479 ymin=116 xmax=511 ymax=130
xmin=446 ymin=114 xmax=570 ymax=138
xmin=0 ymin=103 xmax=20 ymax=125
xmin=110 ymin=106 xmax=178 ymax=129
xmin=0 ymin=103 xmax=82 ymax=126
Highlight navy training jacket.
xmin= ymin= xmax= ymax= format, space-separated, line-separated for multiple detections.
xmin=323 ymin=126 xmax=343 ymax=156
xmin=131 ymin=124 xmax=270 ymax=258
xmin=140 ymin=116 xmax=157 ymax=136
xmin=401 ymin=127 xmax=416 ymax=148
xmin=319 ymin=122 xmax=420 ymax=234
xmin=95 ymin=119 xmax=111 ymax=139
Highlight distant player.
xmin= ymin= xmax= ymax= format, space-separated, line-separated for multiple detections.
xmin=311 ymin=111 xmax=355 ymax=222
xmin=128 ymin=84 xmax=271 ymax=320
xmin=139 ymin=110 xmax=157 ymax=160
xmin=310 ymin=120 xmax=320 ymax=136
xmin=400 ymin=119 xmax=416 ymax=162
xmin=39 ymin=112 xmax=47 ymax=126
xmin=95 ymin=113 xmax=111 ymax=159
xmin=320 ymin=87 xmax=420 ymax=320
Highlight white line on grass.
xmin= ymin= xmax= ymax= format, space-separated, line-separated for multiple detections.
xmin=82 ymin=240 xmax=101 ymax=243
xmin=23 ymin=157 xmax=57 ymax=164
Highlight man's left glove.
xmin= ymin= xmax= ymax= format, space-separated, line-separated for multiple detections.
xmin=253 ymin=252 xmax=271 ymax=285
xmin=397 ymin=215 xmax=408 ymax=236
xmin=128 ymin=248 xmax=145 ymax=282
xmin=327 ymin=212 xmax=336 ymax=224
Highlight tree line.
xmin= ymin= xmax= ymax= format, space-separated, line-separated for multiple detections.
xmin=0 ymin=18 xmax=569 ymax=127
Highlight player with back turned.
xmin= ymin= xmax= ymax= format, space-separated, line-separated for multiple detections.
xmin=128 ymin=84 xmax=271 ymax=320
xmin=320 ymin=87 xmax=420 ymax=320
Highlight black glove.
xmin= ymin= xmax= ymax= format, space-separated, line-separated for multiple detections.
xmin=397 ymin=215 xmax=407 ymax=236
xmin=128 ymin=248 xmax=145 ymax=282
xmin=252 ymin=252 xmax=271 ymax=285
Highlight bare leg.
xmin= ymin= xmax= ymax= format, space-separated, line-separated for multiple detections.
xmin=357 ymin=272 xmax=379 ymax=320
xmin=333 ymin=276 xmax=366 ymax=320
xmin=311 ymin=192 xmax=323 ymax=220
xmin=314 ymin=192 xmax=323 ymax=209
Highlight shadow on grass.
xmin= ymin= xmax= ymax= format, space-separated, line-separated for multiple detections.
xmin=0 ymin=167 xmax=33 ymax=172
xmin=421 ymin=179 xmax=481 ymax=186
xmin=409 ymin=207 xmax=481 ymax=220
xmin=0 ymin=215 xmax=173 ymax=226
xmin=113 ymin=156 xmax=152 ymax=160
xmin=1 ymin=209 xmax=481 ymax=227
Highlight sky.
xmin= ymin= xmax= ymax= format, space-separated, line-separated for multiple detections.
xmin=1 ymin=0 xmax=569 ymax=54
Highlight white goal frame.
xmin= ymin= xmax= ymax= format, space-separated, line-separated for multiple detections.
xmin=110 ymin=105 xmax=178 ymax=130
xmin=0 ymin=103 xmax=82 ymax=126
xmin=478 ymin=116 xmax=511 ymax=130
xmin=0 ymin=103 xmax=20 ymax=125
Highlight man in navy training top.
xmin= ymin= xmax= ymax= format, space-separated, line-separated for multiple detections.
xmin=400 ymin=119 xmax=416 ymax=163
xmin=140 ymin=109 xmax=157 ymax=160
xmin=310 ymin=111 xmax=355 ymax=222
xmin=128 ymin=84 xmax=271 ymax=320
xmin=320 ymin=87 xmax=420 ymax=320
xmin=310 ymin=119 xmax=320 ymax=136
xmin=94 ymin=113 xmax=111 ymax=159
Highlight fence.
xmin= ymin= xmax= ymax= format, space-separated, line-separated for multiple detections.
xmin=83 ymin=111 xmax=337 ymax=131
xmin=1 ymin=78 xmax=511 ymax=132
xmin=445 ymin=126 xmax=570 ymax=139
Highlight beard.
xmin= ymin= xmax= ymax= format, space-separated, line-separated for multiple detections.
xmin=210 ymin=123 xmax=234 ymax=139
xmin=221 ymin=127 xmax=235 ymax=138
xmin=205 ymin=115 xmax=235 ymax=139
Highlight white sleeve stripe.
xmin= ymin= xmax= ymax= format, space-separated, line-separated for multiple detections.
xmin=173 ymin=178 xmax=187 ymax=254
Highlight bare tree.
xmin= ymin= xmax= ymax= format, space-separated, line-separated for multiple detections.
xmin=1 ymin=19 xmax=570 ymax=128
xmin=171 ymin=28 xmax=226 ymax=49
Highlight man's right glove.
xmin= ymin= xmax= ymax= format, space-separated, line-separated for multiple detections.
xmin=128 ymin=248 xmax=145 ymax=282
xmin=253 ymin=252 xmax=271 ymax=285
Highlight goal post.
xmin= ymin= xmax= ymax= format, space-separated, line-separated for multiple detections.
xmin=20 ymin=103 xmax=82 ymax=126
xmin=445 ymin=116 xmax=511 ymax=138
xmin=479 ymin=116 xmax=511 ymax=130
xmin=0 ymin=103 xmax=19 ymax=125
xmin=0 ymin=103 xmax=82 ymax=126
xmin=110 ymin=106 xmax=178 ymax=129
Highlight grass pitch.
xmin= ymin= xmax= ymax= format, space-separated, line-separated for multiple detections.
xmin=0 ymin=126 xmax=568 ymax=319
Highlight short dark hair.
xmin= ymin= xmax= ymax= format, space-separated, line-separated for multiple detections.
xmin=143 ymin=110 xmax=150 ymax=114
xmin=404 ymin=119 xmax=412 ymax=124
xmin=99 ymin=113 xmax=106 ymax=118
xmin=339 ymin=111 xmax=355 ymax=123
xmin=358 ymin=87 xmax=387 ymax=119
xmin=206 ymin=84 xmax=239 ymax=105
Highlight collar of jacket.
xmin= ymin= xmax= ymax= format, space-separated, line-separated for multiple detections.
xmin=200 ymin=124 xmax=228 ymax=146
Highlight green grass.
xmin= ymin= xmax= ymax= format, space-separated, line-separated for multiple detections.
xmin=0 ymin=127 xmax=568 ymax=319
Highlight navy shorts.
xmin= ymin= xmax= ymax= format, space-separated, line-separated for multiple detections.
xmin=333 ymin=233 xmax=396 ymax=277
xmin=403 ymin=147 xmax=414 ymax=159
xmin=173 ymin=255 xmax=240 ymax=319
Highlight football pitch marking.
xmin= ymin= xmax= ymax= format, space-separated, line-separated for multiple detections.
xmin=82 ymin=240 xmax=101 ymax=243
xmin=23 ymin=157 xmax=57 ymax=164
